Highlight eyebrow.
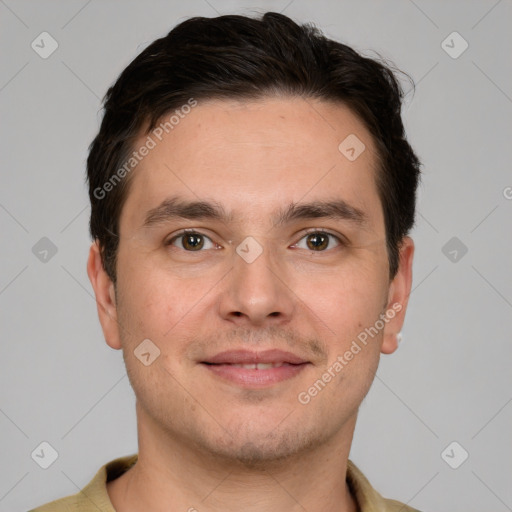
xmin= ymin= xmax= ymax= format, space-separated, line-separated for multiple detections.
xmin=143 ymin=195 xmax=368 ymax=229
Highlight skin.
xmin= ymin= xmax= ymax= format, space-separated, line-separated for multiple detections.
xmin=87 ymin=96 xmax=414 ymax=512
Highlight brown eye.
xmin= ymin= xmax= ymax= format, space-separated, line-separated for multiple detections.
xmin=306 ymin=232 xmax=329 ymax=251
xmin=294 ymin=231 xmax=341 ymax=252
xmin=168 ymin=231 xmax=215 ymax=251
xmin=182 ymin=233 xmax=204 ymax=251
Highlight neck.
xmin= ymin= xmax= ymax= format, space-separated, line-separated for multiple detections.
xmin=108 ymin=404 xmax=358 ymax=512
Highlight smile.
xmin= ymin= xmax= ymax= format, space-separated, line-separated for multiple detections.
xmin=227 ymin=362 xmax=290 ymax=369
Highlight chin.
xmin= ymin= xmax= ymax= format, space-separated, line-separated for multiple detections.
xmin=195 ymin=421 xmax=326 ymax=470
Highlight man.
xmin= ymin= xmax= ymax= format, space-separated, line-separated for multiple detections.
xmin=32 ymin=11 xmax=421 ymax=512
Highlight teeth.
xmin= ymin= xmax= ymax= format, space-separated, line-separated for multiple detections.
xmin=230 ymin=362 xmax=286 ymax=369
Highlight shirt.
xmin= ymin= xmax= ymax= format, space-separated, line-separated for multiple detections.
xmin=29 ymin=454 xmax=421 ymax=511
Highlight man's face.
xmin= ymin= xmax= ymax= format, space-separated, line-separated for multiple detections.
xmin=90 ymin=97 xmax=412 ymax=465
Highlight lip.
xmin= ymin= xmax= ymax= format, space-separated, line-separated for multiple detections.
xmin=201 ymin=349 xmax=310 ymax=388
xmin=203 ymin=349 xmax=308 ymax=365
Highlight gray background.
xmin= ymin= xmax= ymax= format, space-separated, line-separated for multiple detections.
xmin=1 ymin=1 xmax=511 ymax=511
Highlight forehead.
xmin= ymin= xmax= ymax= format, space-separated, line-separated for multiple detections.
xmin=120 ymin=96 xmax=382 ymax=231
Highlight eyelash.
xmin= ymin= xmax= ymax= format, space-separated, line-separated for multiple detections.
xmin=166 ymin=228 xmax=345 ymax=252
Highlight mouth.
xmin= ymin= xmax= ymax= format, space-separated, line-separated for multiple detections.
xmin=200 ymin=349 xmax=310 ymax=388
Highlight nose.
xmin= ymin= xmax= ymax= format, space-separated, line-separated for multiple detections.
xmin=217 ymin=239 xmax=295 ymax=327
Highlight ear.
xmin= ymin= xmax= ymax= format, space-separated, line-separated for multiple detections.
xmin=87 ymin=241 xmax=122 ymax=350
xmin=381 ymin=236 xmax=414 ymax=355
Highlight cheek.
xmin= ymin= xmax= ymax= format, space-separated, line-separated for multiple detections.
xmin=115 ymin=257 xmax=183 ymax=344
xmin=299 ymin=262 xmax=387 ymax=335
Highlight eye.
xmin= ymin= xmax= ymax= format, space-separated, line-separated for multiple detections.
xmin=167 ymin=230 xmax=218 ymax=251
xmin=292 ymin=230 xmax=343 ymax=252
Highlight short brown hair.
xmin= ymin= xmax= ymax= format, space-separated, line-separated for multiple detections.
xmin=87 ymin=12 xmax=421 ymax=282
